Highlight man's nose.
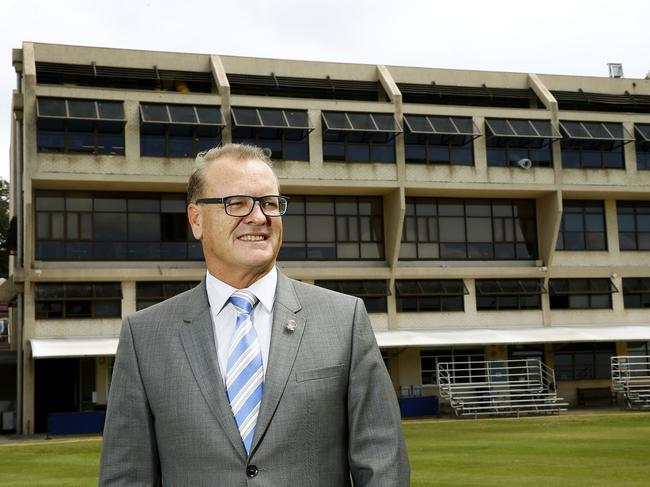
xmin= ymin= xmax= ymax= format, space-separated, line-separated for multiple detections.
xmin=244 ymin=201 xmax=268 ymax=223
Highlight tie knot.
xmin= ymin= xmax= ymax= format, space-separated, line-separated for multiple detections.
xmin=229 ymin=290 xmax=258 ymax=315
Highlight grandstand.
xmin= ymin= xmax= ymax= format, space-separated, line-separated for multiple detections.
xmin=438 ymin=358 xmax=568 ymax=417
xmin=611 ymin=355 xmax=650 ymax=410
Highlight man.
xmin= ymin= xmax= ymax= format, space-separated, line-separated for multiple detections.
xmin=99 ymin=144 xmax=409 ymax=486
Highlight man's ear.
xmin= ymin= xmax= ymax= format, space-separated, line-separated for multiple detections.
xmin=187 ymin=203 xmax=203 ymax=240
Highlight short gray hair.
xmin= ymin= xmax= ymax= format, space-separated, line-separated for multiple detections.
xmin=187 ymin=144 xmax=276 ymax=203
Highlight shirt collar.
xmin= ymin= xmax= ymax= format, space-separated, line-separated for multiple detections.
xmin=206 ymin=266 xmax=277 ymax=314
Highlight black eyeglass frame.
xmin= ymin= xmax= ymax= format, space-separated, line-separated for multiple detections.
xmin=195 ymin=195 xmax=290 ymax=217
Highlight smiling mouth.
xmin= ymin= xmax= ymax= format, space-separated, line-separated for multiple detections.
xmin=238 ymin=235 xmax=266 ymax=241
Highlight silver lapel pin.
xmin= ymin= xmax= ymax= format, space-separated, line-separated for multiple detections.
xmin=285 ymin=320 xmax=296 ymax=333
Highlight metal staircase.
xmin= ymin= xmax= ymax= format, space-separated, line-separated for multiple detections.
xmin=611 ymin=355 xmax=650 ymax=410
xmin=437 ymin=358 xmax=567 ymax=417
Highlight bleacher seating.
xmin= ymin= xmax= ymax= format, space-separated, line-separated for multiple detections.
xmin=437 ymin=358 xmax=568 ymax=417
xmin=611 ymin=355 xmax=650 ymax=410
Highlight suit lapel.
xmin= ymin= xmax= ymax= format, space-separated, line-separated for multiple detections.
xmin=178 ymin=280 xmax=245 ymax=459
xmin=251 ymin=272 xmax=305 ymax=453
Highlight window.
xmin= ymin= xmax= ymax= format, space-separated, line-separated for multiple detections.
xmin=322 ymin=111 xmax=401 ymax=163
xmin=36 ymin=97 xmax=125 ymax=155
xmin=231 ymin=107 xmax=312 ymax=161
xmin=622 ymin=278 xmax=650 ymax=309
xmin=397 ymin=83 xmax=540 ymax=108
xmin=400 ymin=198 xmax=538 ymax=260
xmin=136 ymin=282 xmax=199 ymax=311
xmin=553 ymin=342 xmax=615 ymax=380
xmin=475 ymin=279 xmax=545 ymax=311
xmin=396 ymin=280 xmax=467 ymax=312
xmin=35 ymin=191 xmax=202 ymax=261
xmin=314 ymin=280 xmax=388 ymax=313
xmin=279 ymin=195 xmax=384 ymax=260
xmin=552 ymin=90 xmax=650 ymax=114
xmin=227 ymin=73 xmax=386 ymax=101
xmin=485 ymin=118 xmax=560 ymax=168
xmin=635 ymin=125 xmax=650 ymax=170
xmin=35 ymin=282 xmax=121 ymax=319
xmin=556 ymin=200 xmax=607 ymax=251
xmin=549 ymin=278 xmax=617 ymax=310
xmin=140 ymin=103 xmax=224 ymax=157
xmin=627 ymin=341 xmax=650 ymax=356
xmin=559 ymin=121 xmax=634 ymax=169
xmin=420 ymin=348 xmax=485 ymax=386
xmin=36 ymin=62 xmax=214 ymax=93
xmin=403 ymin=115 xmax=478 ymax=165
xmin=618 ymin=201 xmax=650 ymax=251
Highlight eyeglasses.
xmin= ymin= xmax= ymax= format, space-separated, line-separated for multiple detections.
xmin=195 ymin=195 xmax=289 ymax=217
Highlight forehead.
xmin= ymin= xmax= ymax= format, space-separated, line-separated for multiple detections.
xmin=204 ymin=157 xmax=279 ymax=195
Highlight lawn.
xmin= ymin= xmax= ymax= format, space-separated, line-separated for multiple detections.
xmin=0 ymin=411 xmax=649 ymax=486
xmin=405 ymin=411 xmax=650 ymax=486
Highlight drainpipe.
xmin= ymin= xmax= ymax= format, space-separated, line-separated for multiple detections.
xmin=14 ymin=62 xmax=24 ymax=436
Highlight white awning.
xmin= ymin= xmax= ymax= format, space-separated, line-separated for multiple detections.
xmin=376 ymin=325 xmax=650 ymax=348
xmin=30 ymin=337 xmax=118 ymax=358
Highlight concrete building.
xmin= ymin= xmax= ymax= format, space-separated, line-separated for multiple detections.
xmin=4 ymin=42 xmax=650 ymax=433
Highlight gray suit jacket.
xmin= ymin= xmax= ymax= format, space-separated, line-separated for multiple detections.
xmin=99 ymin=272 xmax=409 ymax=486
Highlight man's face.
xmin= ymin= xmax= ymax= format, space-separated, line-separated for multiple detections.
xmin=188 ymin=157 xmax=283 ymax=283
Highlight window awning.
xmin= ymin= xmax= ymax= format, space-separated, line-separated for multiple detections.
xmin=322 ymin=111 xmax=402 ymax=134
xmin=231 ymin=107 xmax=313 ymax=131
xmin=476 ymin=279 xmax=546 ymax=296
xmin=315 ymin=280 xmax=389 ymax=297
xmin=403 ymin=115 xmax=481 ymax=138
xmin=485 ymin=118 xmax=561 ymax=140
xmin=375 ymin=325 xmax=650 ymax=348
xmin=30 ymin=337 xmax=119 ymax=358
xmin=140 ymin=103 xmax=224 ymax=126
xmin=549 ymin=278 xmax=618 ymax=295
xmin=37 ymin=98 xmax=126 ymax=123
xmin=396 ymin=280 xmax=468 ymax=297
xmin=622 ymin=277 xmax=650 ymax=294
xmin=635 ymin=124 xmax=650 ymax=143
xmin=559 ymin=121 xmax=634 ymax=142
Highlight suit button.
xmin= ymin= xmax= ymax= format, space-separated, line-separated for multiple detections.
xmin=246 ymin=465 xmax=258 ymax=478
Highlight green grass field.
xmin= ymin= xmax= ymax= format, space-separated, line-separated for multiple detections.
xmin=0 ymin=411 xmax=649 ymax=486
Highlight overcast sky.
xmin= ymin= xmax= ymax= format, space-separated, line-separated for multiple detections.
xmin=2 ymin=0 xmax=649 ymax=180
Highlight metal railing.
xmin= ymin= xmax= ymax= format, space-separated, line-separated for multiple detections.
xmin=437 ymin=358 xmax=567 ymax=417
xmin=611 ymin=355 xmax=650 ymax=410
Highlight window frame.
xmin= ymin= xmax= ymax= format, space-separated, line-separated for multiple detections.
xmin=321 ymin=111 xmax=401 ymax=163
xmin=279 ymin=195 xmax=385 ymax=261
xmin=617 ymin=201 xmax=650 ymax=251
xmin=35 ymin=190 xmax=202 ymax=261
xmin=548 ymin=278 xmax=617 ymax=310
xmin=396 ymin=279 xmax=467 ymax=312
xmin=36 ymin=97 xmax=126 ymax=155
xmin=35 ymin=282 xmax=122 ymax=319
xmin=556 ymin=200 xmax=607 ymax=251
xmin=399 ymin=197 xmax=538 ymax=261
xmin=139 ymin=103 xmax=224 ymax=158
xmin=475 ymin=279 xmax=545 ymax=311
xmin=314 ymin=280 xmax=389 ymax=313
xmin=485 ymin=118 xmax=560 ymax=168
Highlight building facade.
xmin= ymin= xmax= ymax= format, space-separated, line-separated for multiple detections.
xmin=5 ymin=42 xmax=650 ymax=433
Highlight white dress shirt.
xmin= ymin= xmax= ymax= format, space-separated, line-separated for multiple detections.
xmin=205 ymin=267 xmax=277 ymax=384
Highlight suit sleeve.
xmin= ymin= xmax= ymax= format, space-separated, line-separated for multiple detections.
xmin=99 ymin=317 xmax=161 ymax=486
xmin=347 ymin=298 xmax=410 ymax=486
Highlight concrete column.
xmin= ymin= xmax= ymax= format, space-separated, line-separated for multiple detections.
xmin=122 ymin=281 xmax=136 ymax=318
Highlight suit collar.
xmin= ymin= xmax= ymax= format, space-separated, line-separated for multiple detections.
xmin=250 ymin=272 xmax=305 ymax=454
xmin=178 ymin=279 xmax=246 ymax=458
xmin=179 ymin=271 xmax=305 ymax=458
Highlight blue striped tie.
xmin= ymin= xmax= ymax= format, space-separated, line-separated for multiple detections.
xmin=226 ymin=290 xmax=263 ymax=454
